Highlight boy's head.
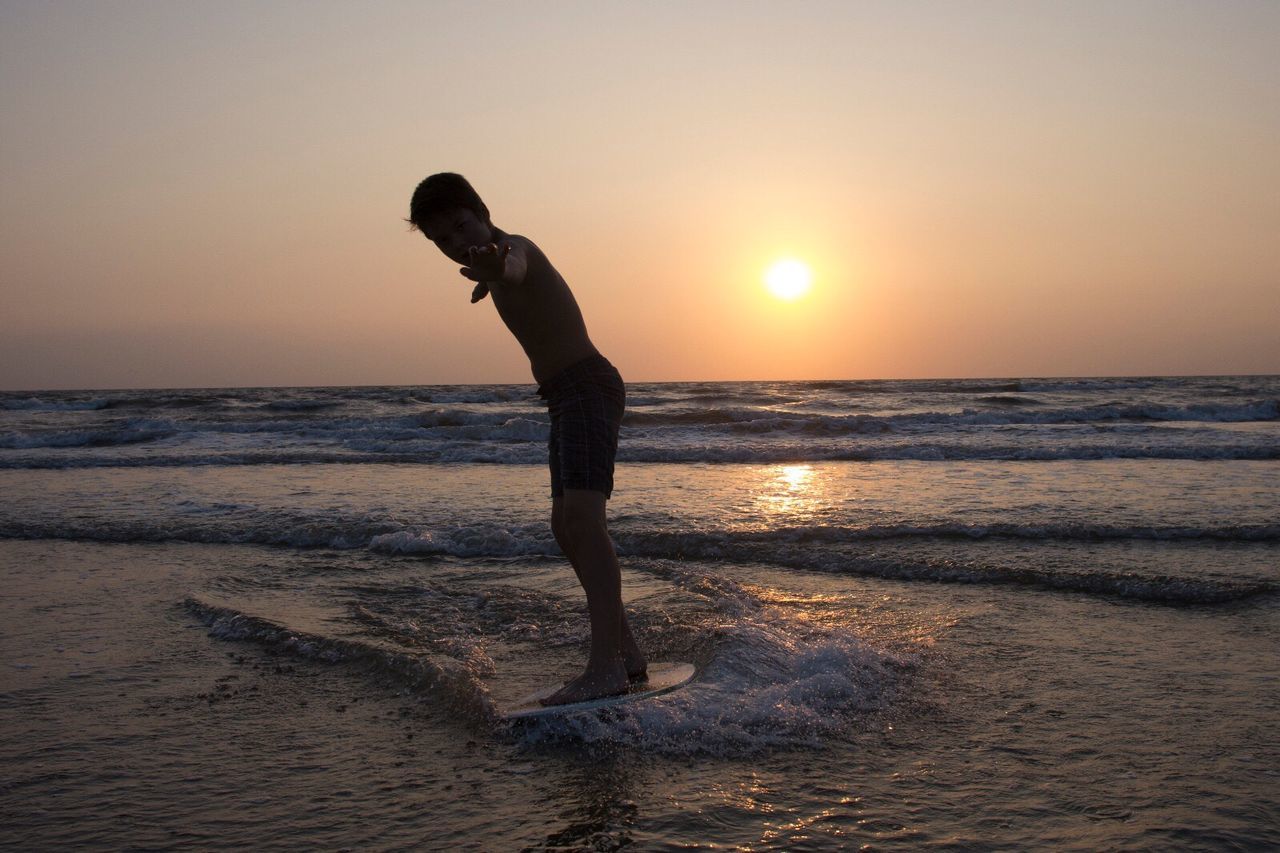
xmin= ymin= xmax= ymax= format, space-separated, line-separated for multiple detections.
xmin=408 ymin=173 xmax=495 ymax=263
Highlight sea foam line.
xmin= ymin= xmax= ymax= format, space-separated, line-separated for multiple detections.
xmin=7 ymin=518 xmax=1278 ymax=552
xmin=183 ymin=598 xmax=498 ymax=721
xmin=3 ymin=514 xmax=1268 ymax=605
xmin=3 ymin=439 xmax=1279 ymax=467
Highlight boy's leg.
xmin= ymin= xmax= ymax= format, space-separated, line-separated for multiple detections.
xmin=551 ymin=497 xmax=647 ymax=680
xmin=542 ymin=488 xmax=641 ymax=705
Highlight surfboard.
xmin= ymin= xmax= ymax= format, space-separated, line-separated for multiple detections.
xmin=502 ymin=661 xmax=695 ymax=721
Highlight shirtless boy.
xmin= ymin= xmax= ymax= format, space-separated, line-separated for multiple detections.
xmin=408 ymin=172 xmax=646 ymax=705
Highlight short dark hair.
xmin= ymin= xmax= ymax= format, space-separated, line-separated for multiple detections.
xmin=408 ymin=172 xmax=491 ymax=231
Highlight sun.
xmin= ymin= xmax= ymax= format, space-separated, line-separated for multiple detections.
xmin=764 ymin=259 xmax=812 ymax=301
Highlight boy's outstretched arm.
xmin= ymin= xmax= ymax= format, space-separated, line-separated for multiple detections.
xmin=460 ymin=240 xmax=529 ymax=302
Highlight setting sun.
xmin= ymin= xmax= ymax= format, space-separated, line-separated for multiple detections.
xmin=764 ymin=259 xmax=813 ymax=301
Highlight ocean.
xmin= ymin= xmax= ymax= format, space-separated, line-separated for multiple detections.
xmin=2 ymin=375 xmax=1277 ymax=849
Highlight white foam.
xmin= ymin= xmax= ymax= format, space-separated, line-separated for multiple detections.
xmin=509 ymin=566 xmax=916 ymax=754
xmin=369 ymin=523 xmax=559 ymax=558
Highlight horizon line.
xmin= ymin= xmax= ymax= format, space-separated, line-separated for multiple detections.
xmin=3 ymin=371 xmax=1278 ymax=395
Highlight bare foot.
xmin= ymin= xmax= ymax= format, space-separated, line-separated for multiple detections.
xmin=623 ymin=635 xmax=647 ymax=682
xmin=625 ymin=654 xmax=648 ymax=682
xmin=540 ymin=661 xmax=629 ymax=706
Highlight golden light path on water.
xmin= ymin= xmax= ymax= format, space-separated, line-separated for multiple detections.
xmin=741 ymin=463 xmax=952 ymax=647
xmin=755 ymin=464 xmax=822 ymax=519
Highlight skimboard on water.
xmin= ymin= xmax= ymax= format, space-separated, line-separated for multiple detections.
xmin=502 ymin=661 xmax=695 ymax=721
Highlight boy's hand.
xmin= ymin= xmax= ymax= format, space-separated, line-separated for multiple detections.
xmin=460 ymin=242 xmax=511 ymax=284
xmin=470 ymin=282 xmax=490 ymax=303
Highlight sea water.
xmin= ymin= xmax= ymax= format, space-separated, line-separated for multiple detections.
xmin=1 ymin=376 xmax=1277 ymax=849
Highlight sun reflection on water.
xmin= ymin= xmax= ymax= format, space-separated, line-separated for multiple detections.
xmin=755 ymin=464 xmax=824 ymax=522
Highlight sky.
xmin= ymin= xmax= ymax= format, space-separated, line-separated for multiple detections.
xmin=1 ymin=0 xmax=1277 ymax=389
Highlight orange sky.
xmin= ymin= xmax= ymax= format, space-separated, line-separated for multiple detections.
xmin=2 ymin=1 xmax=1277 ymax=389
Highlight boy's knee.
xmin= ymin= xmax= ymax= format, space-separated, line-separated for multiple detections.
xmin=561 ymin=498 xmax=606 ymax=543
xmin=551 ymin=516 xmax=569 ymax=548
xmin=550 ymin=503 xmax=570 ymax=548
xmin=562 ymin=510 xmax=594 ymax=542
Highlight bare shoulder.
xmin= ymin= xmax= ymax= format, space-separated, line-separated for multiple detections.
xmin=501 ymin=233 xmax=556 ymax=285
xmin=502 ymin=233 xmax=540 ymax=255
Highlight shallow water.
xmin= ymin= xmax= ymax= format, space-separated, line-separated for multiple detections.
xmin=2 ymin=378 xmax=1278 ymax=849
xmin=3 ymin=534 xmax=1277 ymax=849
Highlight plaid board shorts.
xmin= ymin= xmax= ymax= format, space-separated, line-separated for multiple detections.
xmin=536 ymin=354 xmax=625 ymax=499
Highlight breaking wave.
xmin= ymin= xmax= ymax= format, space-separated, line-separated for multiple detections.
xmin=7 ymin=517 xmax=1271 ymax=605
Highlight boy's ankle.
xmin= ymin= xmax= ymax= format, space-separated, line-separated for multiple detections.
xmin=585 ymin=655 xmax=626 ymax=674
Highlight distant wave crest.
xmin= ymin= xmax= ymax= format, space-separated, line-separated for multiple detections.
xmin=3 ymin=378 xmax=1276 ymax=468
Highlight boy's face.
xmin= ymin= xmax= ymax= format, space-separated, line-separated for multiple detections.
xmin=419 ymin=207 xmax=493 ymax=265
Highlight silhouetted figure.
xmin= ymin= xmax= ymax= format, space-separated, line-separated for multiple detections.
xmin=409 ymin=173 xmax=646 ymax=705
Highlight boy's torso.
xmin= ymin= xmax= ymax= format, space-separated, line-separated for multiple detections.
xmin=488 ymin=230 xmax=600 ymax=385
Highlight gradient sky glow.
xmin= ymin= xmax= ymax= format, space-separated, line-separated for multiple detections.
xmin=2 ymin=0 xmax=1277 ymax=389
